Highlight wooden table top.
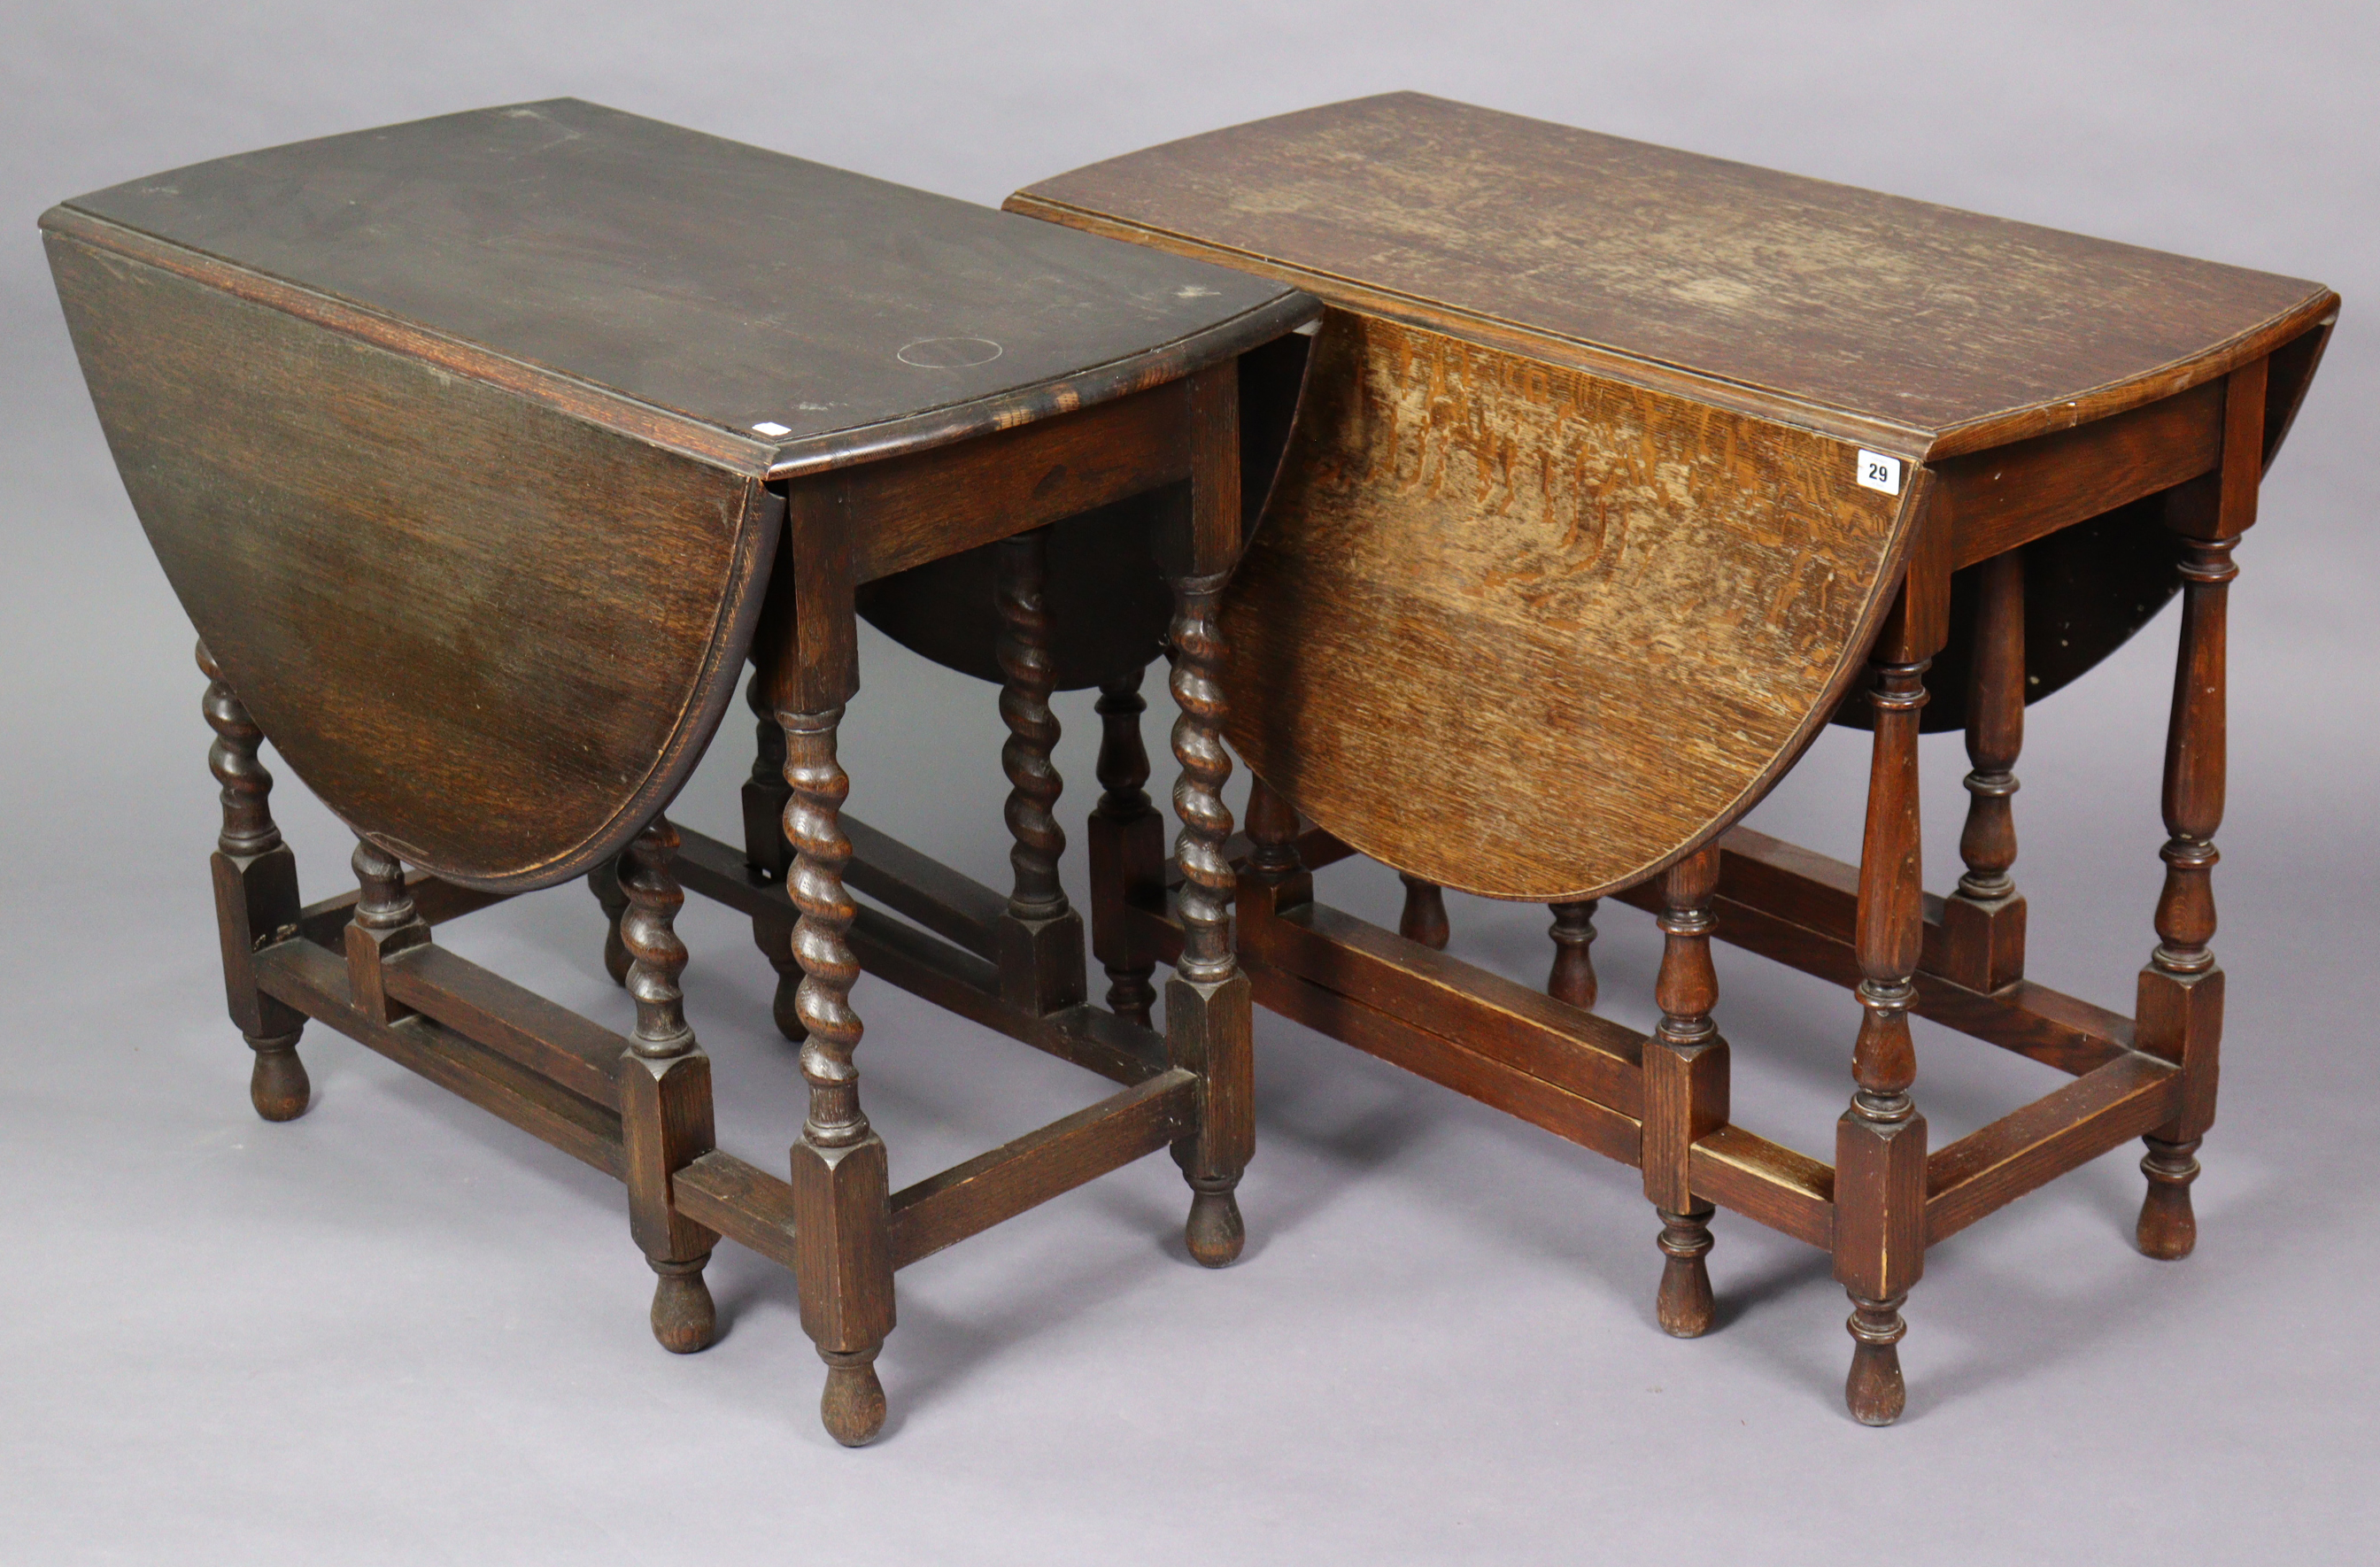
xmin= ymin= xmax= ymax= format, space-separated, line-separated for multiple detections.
xmin=50 ymin=98 xmax=1305 ymax=479
xmin=1012 ymin=92 xmax=2334 ymax=459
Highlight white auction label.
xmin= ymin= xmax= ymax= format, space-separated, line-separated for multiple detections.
xmin=1856 ymin=450 xmax=1903 ymax=496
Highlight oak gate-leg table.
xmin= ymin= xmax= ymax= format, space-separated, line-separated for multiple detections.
xmin=1013 ymin=93 xmax=2338 ymax=1422
xmin=45 ymin=100 xmax=1315 ymax=1443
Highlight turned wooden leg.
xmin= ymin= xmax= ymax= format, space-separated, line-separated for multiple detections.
xmin=1166 ymin=567 xmax=1253 ymax=1267
xmin=199 ymin=642 xmax=309 ymax=1121
xmin=344 ymin=838 xmax=428 ymax=1024
xmin=1244 ymin=775 xmax=1311 ymax=901
xmin=1398 ymin=875 xmax=1450 ymax=950
xmin=742 ymin=668 xmax=794 ymax=881
xmin=993 ymin=527 xmax=1088 ymax=1015
xmin=1835 ymin=620 xmax=1932 ymax=1426
xmin=617 ymin=814 xmax=719 ymax=1353
xmin=1157 ymin=362 xmax=1254 ymax=1268
xmin=2135 ymin=530 xmax=2242 ymax=1260
xmin=781 ymin=705 xmax=894 ymax=1445
xmin=2138 ymin=1134 xmax=2204 ymax=1260
xmin=1846 ymin=1293 xmax=1910 ymax=1418
xmin=1939 ymin=548 xmax=2028 ymax=991
xmin=2133 ymin=362 xmax=2261 ymax=1261
xmin=1548 ymin=899 xmax=1599 ymax=1010
xmin=739 ymin=669 xmax=805 ymax=1040
xmin=588 ymin=855 xmax=632 ymax=987
xmin=1644 ymin=847 xmax=1725 ymax=1338
xmin=1089 ymin=668 xmax=1164 ymax=1028
xmin=1235 ymin=776 xmax=1312 ymax=992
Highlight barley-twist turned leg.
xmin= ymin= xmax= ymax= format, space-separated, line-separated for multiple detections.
xmin=618 ymin=814 xmax=719 ymax=1355
xmin=199 ymin=642 xmax=311 ymax=1121
xmin=782 ymin=706 xmax=894 ymax=1446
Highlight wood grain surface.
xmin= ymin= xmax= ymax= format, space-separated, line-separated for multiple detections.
xmin=1011 ymin=92 xmax=2335 ymax=458
xmin=55 ymin=98 xmax=1311 ymax=479
xmin=50 ymin=232 xmax=776 ymax=891
xmin=47 ymin=105 xmax=1318 ymax=890
xmin=1222 ymin=311 xmax=1918 ymax=899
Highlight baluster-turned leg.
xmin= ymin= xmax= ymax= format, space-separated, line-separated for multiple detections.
xmin=1548 ymin=899 xmax=1600 ymax=1010
xmin=1089 ymin=667 xmax=1164 ymax=1028
xmin=742 ymin=668 xmax=794 ymax=881
xmin=1940 ymin=549 xmax=2028 ymax=991
xmin=2136 ymin=534 xmax=2240 ymax=1259
xmin=2132 ymin=360 xmax=2264 ymax=1261
xmin=345 ymin=838 xmax=429 ymax=1023
xmin=1835 ymin=610 xmax=1934 ymax=1426
xmin=616 ymin=814 xmax=719 ymax=1353
xmin=739 ymin=670 xmax=805 ymax=1040
xmin=1237 ymin=775 xmax=1311 ymax=962
xmin=993 ymin=527 xmax=1088 ymax=1015
xmin=1398 ymin=875 xmax=1450 ymax=950
xmin=1643 ymin=848 xmax=1725 ymax=1337
xmin=198 ymin=641 xmax=309 ymax=1121
xmin=1167 ymin=567 xmax=1253 ymax=1267
xmin=588 ymin=856 xmax=632 ymax=987
xmin=782 ymin=705 xmax=894 ymax=1446
xmin=1245 ymin=775 xmax=1310 ymax=897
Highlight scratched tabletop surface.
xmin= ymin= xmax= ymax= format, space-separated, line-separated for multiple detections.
xmin=1013 ymin=92 xmax=2330 ymax=455
xmin=58 ymin=98 xmax=1294 ymax=452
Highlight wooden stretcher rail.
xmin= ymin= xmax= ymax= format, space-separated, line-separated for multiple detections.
xmin=1137 ymin=886 xmax=1858 ymax=1229
xmin=888 ymin=1069 xmax=1198 ymax=1269
xmin=1256 ymin=948 xmax=1643 ymax=1167
xmin=1924 ymin=1052 xmax=2182 ymax=1243
xmin=382 ymin=944 xmax=622 ymax=1107
xmin=272 ymin=853 xmax=1196 ymax=1292
xmin=1611 ymin=828 xmax=2137 ymax=1077
xmin=254 ymin=936 xmax=625 ymax=1177
xmin=1155 ymin=842 xmax=2193 ymax=1262
xmin=675 ymin=1151 xmax=802 ymax=1273
xmin=1130 ymin=891 xmax=1638 ymax=1166
xmin=673 ymin=825 xmax=1165 ymax=1086
xmin=841 ymin=814 xmax=1005 ymax=961
xmin=1688 ymin=1126 xmax=1836 ymax=1249
xmin=1255 ymin=900 xmax=1645 ymax=1108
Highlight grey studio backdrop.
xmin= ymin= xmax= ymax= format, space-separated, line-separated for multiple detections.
xmin=4 ymin=4 xmax=2374 ymax=1562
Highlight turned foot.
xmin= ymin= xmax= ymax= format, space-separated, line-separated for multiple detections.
xmin=2137 ymin=1135 xmax=2201 ymax=1260
xmin=1655 ymin=1205 xmax=1715 ymax=1338
xmin=1185 ymin=1177 xmax=1245 ymax=1268
xmin=647 ymin=1255 xmax=717 ymax=1354
xmin=1844 ymin=1294 xmax=1908 ymax=1425
xmin=818 ymin=1347 xmax=887 ymax=1447
xmin=247 ymin=1027 xmax=310 ymax=1122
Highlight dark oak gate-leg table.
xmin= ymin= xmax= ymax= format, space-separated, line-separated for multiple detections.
xmin=46 ymin=99 xmax=1315 ymax=1443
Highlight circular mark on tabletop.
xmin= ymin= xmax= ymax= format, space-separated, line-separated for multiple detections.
xmin=897 ymin=336 xmax=1003 ymax=369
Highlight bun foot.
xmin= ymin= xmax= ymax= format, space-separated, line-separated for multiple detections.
xmin=818 ymin=1348 xmax=886 ymax=1447
xmin=1654 ymin=1206 xmax=1715 ymax=1338
xmin=771 ymin=967 xmax=808 ymax=1043
xmin=2137 ymin=1136 xmax=2201 ymax=1260
xmin=247 ymin=1028 xmax=310 ymax=1122
xmin=1185 ymin=1181 xmax=1245 ymax=1268
xmin=1844 ymin=1294 xmax=1908 ymax=1425
xmin=648 ymin=1256 xmax=717 ymax=1354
